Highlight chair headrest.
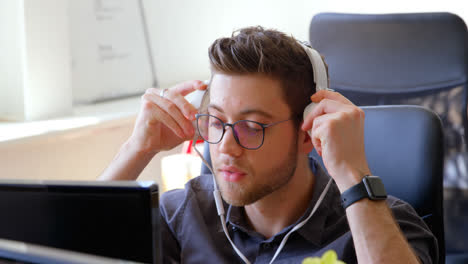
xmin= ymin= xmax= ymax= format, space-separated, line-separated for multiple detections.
xmin=310 ymin=12 xmax=468 ymax=94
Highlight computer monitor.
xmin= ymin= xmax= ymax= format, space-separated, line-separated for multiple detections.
xmin=0 ymin=237 xmax=144 ymax=264
xmin=0 ymin=180 xmax=160 ymax=264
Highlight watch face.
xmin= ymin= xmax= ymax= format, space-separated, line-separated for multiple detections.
xmin=363 ymin=176 xmax=387 ymax=199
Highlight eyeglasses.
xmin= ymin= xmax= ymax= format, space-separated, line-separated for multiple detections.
xmin=195 ymin=114 xmax=294 ymax=150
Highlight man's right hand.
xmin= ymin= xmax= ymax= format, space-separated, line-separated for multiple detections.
xmin=98 ymin=80 xmax=207 ymax=181
xmin=128 ymin=80 xmax=208 ymax=155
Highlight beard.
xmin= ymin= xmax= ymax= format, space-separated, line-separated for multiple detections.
xmin=212 ymin=140 xmax=298 ymax=206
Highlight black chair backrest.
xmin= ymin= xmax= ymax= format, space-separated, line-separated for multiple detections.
xmin=200 ymin=105 xmax=445 ymax=263
xmin=309 ymin=12 xmax=468 ymax=157
xmin=311 ymin=106 xmax=444 ymax=262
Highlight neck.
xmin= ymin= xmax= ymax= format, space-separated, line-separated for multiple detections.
xmin=244 ymin=156 xmax=315 ymax=239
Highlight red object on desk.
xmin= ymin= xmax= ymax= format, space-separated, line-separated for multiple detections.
xmin=182 ymin=140 xmax=204 ymax=155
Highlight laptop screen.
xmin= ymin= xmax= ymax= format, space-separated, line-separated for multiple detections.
xmin=0 ymin=180 xmax=159 ymax=264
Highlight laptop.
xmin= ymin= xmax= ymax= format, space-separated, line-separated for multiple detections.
xmin=0 ymin=180 xmax=160 ymax=264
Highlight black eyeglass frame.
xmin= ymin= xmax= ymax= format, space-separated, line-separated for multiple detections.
xmin=195 ymin=113 xmax=294 ymax=150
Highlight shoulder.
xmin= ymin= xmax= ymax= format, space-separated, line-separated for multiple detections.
xmin=384 ymin=195 xmax=431 ymax=235
xmin=385 ymin=195 xmax=427 ymax=223
xmin=159 ymin=174 xmax=217 ymax=229
xmin=386 ymin=196 xmax=439 ymax=263
xmin=385 ymin=195 xmax=433 ymax=234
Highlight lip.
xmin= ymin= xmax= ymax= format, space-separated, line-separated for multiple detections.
xmin=219 ymin=166 xmax=246 ymax=182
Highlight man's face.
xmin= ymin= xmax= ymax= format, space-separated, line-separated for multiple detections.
xmin=208 ymin=73 xmax=299 ymax=206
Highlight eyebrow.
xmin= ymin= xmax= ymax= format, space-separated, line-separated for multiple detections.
xmin=207 ymin=104 xmax=273 ymax=119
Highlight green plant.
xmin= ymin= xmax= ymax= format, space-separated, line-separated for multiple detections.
xmin=302 ymin=250 xmax=345 ymax=264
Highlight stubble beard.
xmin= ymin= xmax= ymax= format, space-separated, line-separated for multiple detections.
xmin=214 ymin=141 xmax=298 ymax=206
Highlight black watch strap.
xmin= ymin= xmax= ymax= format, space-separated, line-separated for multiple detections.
xmin=341 ymin=175 xmax=387 ymax=209
xmin=341 ymin=181 xmax=368 ymax=209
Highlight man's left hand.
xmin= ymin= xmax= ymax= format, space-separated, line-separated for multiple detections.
xmin=301 ymin=90 xmax=371 ymax=193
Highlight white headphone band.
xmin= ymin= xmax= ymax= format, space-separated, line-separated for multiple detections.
xmin=298 ymin=42 xmax=329 ymax=91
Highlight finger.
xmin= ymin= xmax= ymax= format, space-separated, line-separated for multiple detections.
xmin=302 ymin=99 xmax=351 ymax=131
xmin=311 ymin=122 xmax=326 ymax=157
xmin=166 ymin=90 xmax=202 ymax=121
xmin=153 ymin=80 xmax=208 ymax=120
xmin=147 ymin=87 xmax=197 ymax=120
xmin=155 ymin=95 xmax=195 ymax=138
xmin=310 ymin=114 xmax=331 ymax=156
xmin=311 ymin=90 xmax=353 ymax=105
xmin=169 ymin=80 xmax=208 ymax=97
xmin=143 ymin=93 xmax=195 ymax=138
xmin=143 ymin=99 xmax=186 ymax=139
xmin=310 ymin=111 xmax=342 ymax=135
xmin=145 ymin=87 xmax=161 ymax=97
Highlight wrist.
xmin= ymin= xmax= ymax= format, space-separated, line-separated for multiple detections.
xmin=334 ymin=167 xmax=370 ymax=193
xmin=124 ymin=137 xmax=159 ymax=160
xmin=341 ymin=175 xmax=388 ymax=209
xmin=99 ymin=138 xmax=158 ymax=181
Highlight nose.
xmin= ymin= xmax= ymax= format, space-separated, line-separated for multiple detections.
xmin=217 ymin=125 xmax=243 ymax=157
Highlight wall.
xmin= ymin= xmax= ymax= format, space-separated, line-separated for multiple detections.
xmin=143 ymin=0 xmax=468 ymax=88
xmin=0 ymin=0 xmax=72 ymax=121
xmin=23 ymin=0 xmax=72 ymax=120
xmin=0 ymin=0 xmax=24 ymax=120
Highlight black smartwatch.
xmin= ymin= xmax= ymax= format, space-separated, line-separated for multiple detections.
xmin=341 ymin=175 xmax=387 ymax=209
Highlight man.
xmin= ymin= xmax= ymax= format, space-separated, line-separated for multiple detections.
xmin=100 ymin=26 xmax=437 ymax=263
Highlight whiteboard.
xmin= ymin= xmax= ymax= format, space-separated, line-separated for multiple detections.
xmin=70 ymin=0 xmax=156 ymax=104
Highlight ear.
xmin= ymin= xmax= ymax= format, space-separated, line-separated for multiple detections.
xmin=297 ymin=123 xmax=314 ymax=154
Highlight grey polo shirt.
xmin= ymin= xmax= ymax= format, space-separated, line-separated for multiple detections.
xmin=160 ymin=158 xmax=438 ymax=263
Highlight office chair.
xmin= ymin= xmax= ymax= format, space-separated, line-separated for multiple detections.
xmin=201 ymin=105 xmax=445 ymax=263
xmin=309 ymin=12 xmax=468 ymax=263
xmin=309 ymin=12 xmax=468 ymax=158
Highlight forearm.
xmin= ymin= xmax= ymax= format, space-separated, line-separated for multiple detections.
xmin=346 ymin=199 xmax=420 ymax=264
xmin=98 ymin=139 xmax=157 ymax=181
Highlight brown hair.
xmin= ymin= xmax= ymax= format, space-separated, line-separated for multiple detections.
xmin=208 ymin=26 xmax=317 ymax=127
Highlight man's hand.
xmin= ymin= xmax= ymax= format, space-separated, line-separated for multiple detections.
xmin=301 ymin=90 xmax=371 ymax=193
xmin=128 ymin=80 xmax=208 ymax=155
xmin=302 ymin=90 xmax=421 ymax=264
xmin=99 ymin=80 xmax=207 ymax=181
